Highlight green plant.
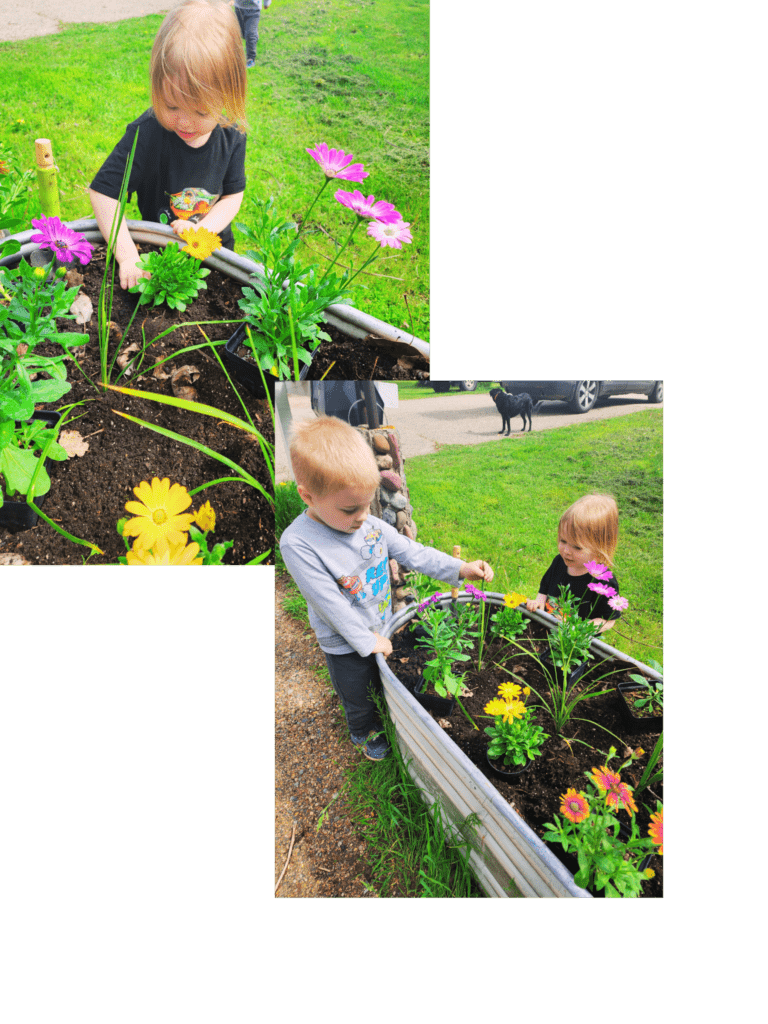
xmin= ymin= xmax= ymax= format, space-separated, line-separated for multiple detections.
xmin=412 ymin=596 xmax=477 ymax=728
xmin=0 ymin=150 xmax=38 ymax=234
xmin=483 ymin=682 xmax=549 ymax=768
xmin=0 ymin=224 xmax=92 ymax=506
xmin=129 ymin=241 xmax=211 ymax=311
xmin=489 ymin=592 xmax=530 ymax=643
xmin=542 ymin=747 xmax=660 ymax=897
xmin=235 ymin=196 xmax=351 ymax=379
xmin=634 ymin=732 xmax=663 ymax=797
xmin=276 ymin=479 xmax=307 ymax=538
xmin=626 ymin=671 xmax=663 ymax=712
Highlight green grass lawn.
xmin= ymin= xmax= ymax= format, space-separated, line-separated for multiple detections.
xmin=406 ymin=410 xmax=663 ymax=664
xmin=0 ymin=0 xmax=429 ymax=338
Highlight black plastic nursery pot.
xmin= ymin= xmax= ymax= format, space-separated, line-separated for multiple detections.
xmin=223 ymin=323 xmax=307 ymax=399
xmin=617 ymin=680 xmax=663 ymax=732
xmin=376 ymin=592 xmax=664 ymax=898
xmin=0 ymin=409 xmax=62 ymax=532
xmin=485 ymin=751 xmax=531 ymax=779
xmin=412 ymin=677 xmax=456 ymax=717
xmin=539 ymin=652 xmax=591 ymax=689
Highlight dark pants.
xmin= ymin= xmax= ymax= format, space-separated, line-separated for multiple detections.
xmin=324 ymin=650 xmax=383 ymax=736
xmin=235 ymin=7 xmax=261 ymax=63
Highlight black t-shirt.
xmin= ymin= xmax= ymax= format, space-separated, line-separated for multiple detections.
xmin=539 ymin=555 xmax=622 ymax=620
xmin=89 ymin=110 xmax=247 ymax=250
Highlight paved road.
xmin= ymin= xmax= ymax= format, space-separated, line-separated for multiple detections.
xmin=276 ymin=388 xmax=663 ymax=483
xmin=0 ymin=2 xmax=171 ymax=42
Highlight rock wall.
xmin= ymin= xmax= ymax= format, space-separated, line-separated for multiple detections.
xmin=356 ymin=425 xmax=418 ymax=614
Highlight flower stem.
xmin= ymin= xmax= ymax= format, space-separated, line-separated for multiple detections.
xmin=318 ymin=215 xmax=363 ymax=285
xmin=299 ymin=178 xmax=331 ymax=234
xmin=342 ymin=241 xmax=382 ymax=289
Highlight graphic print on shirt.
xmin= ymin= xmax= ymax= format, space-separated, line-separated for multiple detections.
xmin=335 ymin=528 xmax=391 ymax=626
xmin=169 ymin=187 xmax=219 ymax=224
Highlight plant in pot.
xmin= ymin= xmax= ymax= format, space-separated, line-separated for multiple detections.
xmin=413 ymin=593 xmax=478 ymax=727
xmin=542 ymin=747 xmax=662 ymax=897
xmin=483 ymin=681 xmax=549 ymax=777
xmin=0 ymin=218 xmax=93 ymax=524
xmin=618 ymin=660 xmax=663 ymax=730
xmin=230 ymin=141 xmax=414 ymax=386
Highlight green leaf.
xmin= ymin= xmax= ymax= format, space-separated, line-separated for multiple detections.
xmin=0 ymin=443 xmax=50 ymax=498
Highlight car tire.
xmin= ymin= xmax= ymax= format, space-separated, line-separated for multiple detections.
xmin=430 ymin=381 xmax=451 ymax=393
xmin=568 ymin=381 xmax=599 ymax=413
xmin=458 ymin=381 xmax=477 ymax=392
xmin=648 ymin=381 xmax=663 ymax=403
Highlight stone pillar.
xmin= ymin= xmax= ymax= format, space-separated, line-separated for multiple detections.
xmin=356 ymin=424 xmax=418 ymax=614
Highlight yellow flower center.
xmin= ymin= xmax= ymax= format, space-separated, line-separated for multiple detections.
xmin=152 ymin=509 xmax=168 ymax=525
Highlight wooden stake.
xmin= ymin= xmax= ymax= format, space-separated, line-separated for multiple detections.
xmin=451 ymin=544 xmax=461 ymax=599
xmin=35 ymin=139 xmax=60 ymax=218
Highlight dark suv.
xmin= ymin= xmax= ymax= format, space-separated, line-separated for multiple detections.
xmin=500 ymin=380 xmax=663 ymax=414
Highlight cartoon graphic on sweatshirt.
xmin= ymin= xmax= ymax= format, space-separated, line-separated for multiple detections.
xmin=335 ymin=528 xmax=391 ymax=625
xmin=169 ymin=187 xmax=219 ymax=223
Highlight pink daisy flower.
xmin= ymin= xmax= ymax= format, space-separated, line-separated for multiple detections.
xmin=30 ymin=216 xmax=93 ymax=264
xmin=584 ymin=560 xmax=613 ymax=581
xmin=334 ymin=189 xmax=402 ymax=223
xmin=591 ymin=766 xmax=621 ymax=793
xmin=588 ymin=581 xmax=617 ymax=598
xmin=608 ymin=594 xmax=629 ymax=612
xmin=607 ymin=781 xmax=638 ymax=815
xmin=306 ymin=142 xmax=368 ymax=182
xmin=367 ymin=218 xmax=413 ymax=249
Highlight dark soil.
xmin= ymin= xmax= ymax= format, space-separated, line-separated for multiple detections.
xmin=1 ymin=244 xmax=273 ymax=565
xmin=390 ymin=616 xmax=664 ymax=898
xmin=304 ymin=328 xmax=430 ymax=381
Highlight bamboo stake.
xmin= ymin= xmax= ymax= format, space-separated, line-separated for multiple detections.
xmin=451 ymin=545 xmax=460 ymax=599
xmin=35 ymin=139 xmax=60 ymax=218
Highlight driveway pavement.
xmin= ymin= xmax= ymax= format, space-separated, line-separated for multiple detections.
xmin=0 ymin=2 xmax=171 ymax=42
xmin=276 ymin=387 xmax=662 ymax=483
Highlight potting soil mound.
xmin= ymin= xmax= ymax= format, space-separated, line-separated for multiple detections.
xmin=1 ymin=246 xmax=272 ymax=565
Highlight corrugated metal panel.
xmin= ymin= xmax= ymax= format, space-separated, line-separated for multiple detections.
xmin=377 ymin=593 xmax=661 ymax=898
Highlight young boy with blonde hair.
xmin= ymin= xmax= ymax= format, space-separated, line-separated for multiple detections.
xmin=280 ymin=416 xmax=494 ymax=761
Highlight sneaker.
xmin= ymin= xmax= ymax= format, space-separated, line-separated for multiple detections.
xmin=246 ymin=59 xmax=256 ymax=68
xmin=351 ymin=730 xmax=390 ymax=761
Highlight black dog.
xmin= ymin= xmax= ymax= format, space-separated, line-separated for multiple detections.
xmin=489 ymin=387 xmax=542 ymax=434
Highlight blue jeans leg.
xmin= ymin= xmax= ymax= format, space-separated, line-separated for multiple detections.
xmin=324 ymin=651 xmax=383 ymax=736
xmin=235 ymin=8 xmax=261 ymax=63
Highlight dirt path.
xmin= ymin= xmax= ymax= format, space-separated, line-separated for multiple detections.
xmin=274 ymin=574 xmax=376 ymax=898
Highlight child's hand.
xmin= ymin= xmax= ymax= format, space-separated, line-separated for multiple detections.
xmin=526 ymin=595 xmax=547 ymax=613
xmin=459 ymin=560 xmax=494 ymax=583
xmin=119 ymin=257 xmax=150 ymax=291
xmin=371 ymin=633 xmax=393 ymax=657
xmin=170 ymin=219 xmax=190 ymax=237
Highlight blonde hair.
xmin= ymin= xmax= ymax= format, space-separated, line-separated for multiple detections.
xmin=290 ymin=416 xmax=381 ymax=499
xmin=559 ymin=494 xmax=619 ymax=566
xmin=151 ymin=0 xmax=247 ymax=133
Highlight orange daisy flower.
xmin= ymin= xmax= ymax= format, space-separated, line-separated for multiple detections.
xmin=648 ymin=808 xmax=663 ymax=854
xmin=560 ymin=788 xmax=590 ymax=824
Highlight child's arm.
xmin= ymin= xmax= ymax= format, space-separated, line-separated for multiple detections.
xmin=88 ymin=189 xmax=150 ymax=290
xmin=169 ymin=192 xmax=245 ymax=240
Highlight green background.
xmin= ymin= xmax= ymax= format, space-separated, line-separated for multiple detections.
xmin=1 ymin=0 xmax=757 ymax=1007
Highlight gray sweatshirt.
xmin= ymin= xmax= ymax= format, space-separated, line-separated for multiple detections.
xmin=280 ymin=511 xmax=462 ymax=656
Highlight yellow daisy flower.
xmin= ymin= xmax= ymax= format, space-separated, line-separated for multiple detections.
xmin=484 ymin=698 xmax=508 ymax=718
xmin=126 ymin=538 xmax=203 ymax=565
xmin=500 ymin=699 xmax=527 ymax=724
xmin=504 ymin=592 xmax=527 ymax=609
xmin=194 ymin=500 xmax=216 ymax=533
xmin=498 ymin=681 xmax=522 ymax=701
xmin=123 ymin=477 xmax=195 ymax=551
xmin=179 ymin=226 xmax=223 ymax=260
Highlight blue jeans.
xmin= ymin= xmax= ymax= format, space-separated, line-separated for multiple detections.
xmin=235 ymin=7 xmax=261 ymax=63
